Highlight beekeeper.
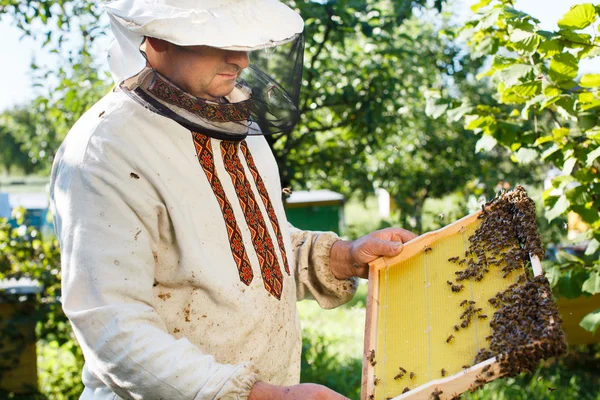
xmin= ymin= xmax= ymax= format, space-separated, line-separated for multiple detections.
xmin=49 ymin=0 xmax=416 ymax=398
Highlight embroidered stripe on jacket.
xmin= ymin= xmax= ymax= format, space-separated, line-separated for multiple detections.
xmin=221 ymin=141 xmax=284 ymax=299
xmin=192 ymin=133 xmax=254 ymax=286
xmin=239 ymin=141 xmax=290 ymax=275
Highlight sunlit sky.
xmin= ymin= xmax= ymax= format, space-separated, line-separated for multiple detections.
xmin=0 ymin=0 xmax=598 ymax=112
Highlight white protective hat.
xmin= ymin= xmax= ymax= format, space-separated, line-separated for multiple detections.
xmin=104 ymin=0 xmax=305 ymax=84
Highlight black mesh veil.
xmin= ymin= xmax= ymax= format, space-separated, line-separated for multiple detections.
xmin=121 ymin=33 xmax=304 ymax=141
xmin=242 ymin=33 xmax=304 ymax=136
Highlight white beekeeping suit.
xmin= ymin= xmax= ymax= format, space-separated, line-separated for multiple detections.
xmin=50 ymin=1 xmax=357 ymax=399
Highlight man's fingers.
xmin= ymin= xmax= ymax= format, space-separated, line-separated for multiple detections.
xmin=390 ymin=227 xmax=418 ymax=242
xmin=375 ymin=227 xmax=418 ymax=243
xmin=367 ymin=238 xmax=404 ymax=257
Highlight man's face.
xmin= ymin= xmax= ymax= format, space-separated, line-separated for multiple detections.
xmin=162 ymin=44 xmax=250 ymax=101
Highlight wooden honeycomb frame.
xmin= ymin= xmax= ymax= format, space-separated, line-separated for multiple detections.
xmin=360 ymin=210 xmax=543 ymax=400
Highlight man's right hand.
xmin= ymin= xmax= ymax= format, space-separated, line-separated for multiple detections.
xmin=249 ymin=381 xmax=349 ymax=400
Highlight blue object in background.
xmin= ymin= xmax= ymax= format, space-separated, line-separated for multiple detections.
xmin=0 ymin=193 xmax=10 ymax=219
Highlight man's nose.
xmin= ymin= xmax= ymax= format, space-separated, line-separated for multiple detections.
xmin=226 ymin=51 xmax=250 ymax=70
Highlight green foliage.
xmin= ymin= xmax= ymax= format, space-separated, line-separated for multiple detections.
xmin=37 ymin=339 xmax=83 ymax=399
xmin=300 ymin=333 xmax=362 ymax=399
xmin=463 ymin=358 xmax=600 ymax=400
xmin=0 ymin=211 xmax=84 ymax=397
xmin=430 ymin=0 xmax=600 ymax=332
xmin=275 ymin=0 xmax=535 ymax=233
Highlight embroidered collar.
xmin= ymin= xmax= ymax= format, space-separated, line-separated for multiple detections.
xmin=146 ymin=74 xmax=252 ymax=123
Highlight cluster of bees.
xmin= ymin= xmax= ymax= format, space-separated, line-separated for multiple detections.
xmin=370 ymin=187 xmax=564 ymax=399
xmin=474 ymin=274 xmax=567 ymax=376
xmin=447 ymin=186 xmax=544 ymax=285
xmin=448 ymin=186 xmax=566 ymax=377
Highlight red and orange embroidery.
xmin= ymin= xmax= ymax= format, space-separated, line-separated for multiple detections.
xmin=192 ymin=133 xmax=254 ymax=285
xmin=221 ymin=141 xmax=284 ymax=299
xmin=148 ymin=75 xmax=251 ymax=123
xmin=240 ymin=141 xmax=290 ymax=275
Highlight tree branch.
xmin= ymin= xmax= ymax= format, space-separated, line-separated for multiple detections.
xmin=301 ymin=5 xmax=335 ymax=115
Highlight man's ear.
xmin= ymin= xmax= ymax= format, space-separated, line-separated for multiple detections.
xmin=146 ymin=37 xmax=170 ymax=53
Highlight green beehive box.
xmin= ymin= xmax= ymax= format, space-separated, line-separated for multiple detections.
xmin=284 ymin=190 xmax=345 ymax=234
xmin=0 ymin=280 xmax=41 ymax=394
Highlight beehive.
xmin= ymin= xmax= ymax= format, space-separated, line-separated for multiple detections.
xmin=361 ymin=187 xmax=566 ymax=400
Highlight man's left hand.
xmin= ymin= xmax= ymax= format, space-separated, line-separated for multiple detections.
xmin=329 ymin=227 xmax=417 ymax=280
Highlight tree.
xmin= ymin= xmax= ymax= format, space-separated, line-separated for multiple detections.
xmin=429 ymin=1 xmax=600 ymax=333
xmin=273 ymin=1 xmax=536 ymax=232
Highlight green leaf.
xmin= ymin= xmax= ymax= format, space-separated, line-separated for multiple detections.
xmin=555 ymin=250 xmax=585 ymax=265
xmin=563 ymin=157 xmax=577 ymax=175
xmin=556 ymin=96 xmax=577 ymax=116
xmin=579 ymin=92 xmax=595 ymax=103
xmin=558 ymin=4 xmax=597 ymax=30
xmin=425 ymin=97 xmax=450 ymax=119
xmin=446 ymin=103 xmax=472 ymax=122
xmin=552 ymin=127 xmax=570 ymax=139
xmin=558 ymin=267 xmax=589 ymax=298
xmin=510 ymin=29 xmax=541 ymax=54
xmin=543 ymin=85 xmax=562 ymax=97
xmin=498 ymin=64 xmax=534 ymax=86
xmin=580 ymin=309 xmax=600 ymax=334
xmin=542 ymin=144 xmax=561 ymax=159
xmin=538 ymin=40 xmax=564 ymax=58
xmin=471 ymin=0 xmax=492 ymax=12
xmin=583 ymin=272 xmax=600 ymax=294
xmin=492 ymin=55 xmax=518 ymax=70
xmin=561 ymin=30 xmax=593 ymax=47
xmin=476 ymin=7 xmax=502 ymax=30
xmin=475 ymin=135 xmax=497 ymax=153
xmin=511 ymin=81 xmax=541 ymax=98
xmin=580 ymin=74 xmax=600 ymax=88
xmin=546 ymin=194 xmax=570 ymax=221
xmin=587 ymin=146 xmax=600 ymax=166
xmin=541 ymin=262 xmax=561 ymax=287
xmin=586 ymin=238 xmax=600 ymax=256
xmin=514 ymin=147 xmax=538 ymax=164
xmin=549 ymin=53 xmax=579 ymax=82
xmin=581 ymin=100 xmax=600 ymax=110
xmin=541 ymin=95 xmax=561 ymax=110
xmin=534 ymin=135 xmax=555 ymax=145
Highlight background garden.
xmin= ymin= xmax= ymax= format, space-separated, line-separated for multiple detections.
xmin=1 ymin=0 xmax=600 ymax=398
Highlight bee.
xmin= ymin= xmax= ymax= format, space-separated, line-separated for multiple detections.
xmin=462 ymin=365 xmax=471 ymax=369
xmin=367 ymin=349 xmax=375 ymax=366
xmin=460 ymin=300 xmax=468 ymax=307
xmin=446 ymin=335 xmax=455 ymax=343
xmin=482 ymin=365 xmax=491 ymax=373
xmin=393 ymin=371 xmax=404 ymax=380
xmin=431 ymin=388 xmax=443 ymax=399
xmin=451 ymin=284 xmax=464 ymax=292
xmin=410 ymin=372 xmax=416 ymax=379
xmin=453 ymin=325 xmax=460 ymax=332
xmin=399 ymin=366 xmax=407 ymax=373
xmin=403 ymin=387 xmax=410 ymax=394
xmin=447 ymin=280 xmax=453 ymax=286
xmin=478 ymin=314 xmax=488 ymax=319
xmin=374 ymin=378 xmax=380 ymax=386
xmin=441 ymin=368 xmax=447 ymax=377
xmin=424 ymin=246 xmax=432 ymax=254
xmin=282 ymin=187 xmax=293 ymax=196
